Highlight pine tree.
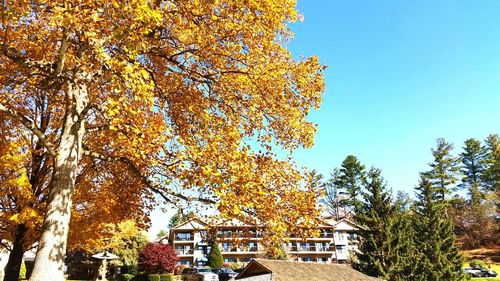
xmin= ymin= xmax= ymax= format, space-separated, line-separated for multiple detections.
xmin=339 ymin=155 xmax=366 ymax=215
xmin=387 ymin=192 xmax=416 ymax=280
xmin=354 ymin=168 xmax=407 ymax=280
xmin=207 ymin=242 xmax=224 ymax=268
xmin=413 ymin=174 xmax=465 ymax=281
xmin=460 ymin=138 xmax=488 ymax=204
xmin=425 ymin=138 xmax=460 ymax=201
xmin=482 ymin=134 xmax=500 ymax=192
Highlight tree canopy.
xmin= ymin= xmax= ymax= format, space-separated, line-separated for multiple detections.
xmin=0 ymin=1 xmax=325 ymax=280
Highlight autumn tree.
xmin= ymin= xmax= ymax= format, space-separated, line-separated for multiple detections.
xmin=103 ymin=220 xmax=149 ymax=274
xmin=138 ymin=243 xmax=178 ymax=274
xmin=0 ymin=1 xmax=325 ymax=281
xmin=0 ymin=120 xmax=146 ymax=281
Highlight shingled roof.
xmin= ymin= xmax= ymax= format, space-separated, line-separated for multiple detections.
xmin=236 ymin=259 xmax=381 ymax=281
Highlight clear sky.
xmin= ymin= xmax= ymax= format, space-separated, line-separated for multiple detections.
xmin=148 ymin=0 xmax=500 ymax=238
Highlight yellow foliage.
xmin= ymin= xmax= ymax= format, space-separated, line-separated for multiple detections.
xmin=0 ymin=0 xmax=325 ymax=253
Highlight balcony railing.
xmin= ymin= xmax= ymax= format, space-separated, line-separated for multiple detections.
xmin=221 ymin=247 xmax=239 ymax=252
xmin=176 ymin=249 xmax=194 ymax=255
xmin=175 ymin=235 xmax=193 ymax=241
xmin=290 ymin=246 xmax=316 ymax=252
xmin=290 ymin=246 xmax=334 ymax=252
xmin=238 ymin=246 xmax=258 ymax=252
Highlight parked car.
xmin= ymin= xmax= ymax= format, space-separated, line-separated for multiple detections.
xmin=464 ymin=267 xmax=497 ymax=278
xmin=211 ymin=268 xmax=238 ymax=281
xmin=181 ymin=267 xmax=219 ymax=281
xmin=478 ymin=268 xmax=497 ymax=277
xmin=464 ymin=267 xmax=483 ymax=277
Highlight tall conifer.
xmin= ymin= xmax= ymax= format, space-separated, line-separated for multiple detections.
xmin=425 ymin=138 xmax=460 ymax=201
xmin=460 ymin=138 xmax=487 ymax=204
xmin=354 ymin=168 xmax=413 ymax=280
xmin=207 ymin=241 xmax=224 ymax=268
xmin=339 ymin=155 xmax=366 ymax=215
xmin=413 ymin=174 xmax=465 ymax=281
xmin=482 ymin=134 xmax=500 ymax=192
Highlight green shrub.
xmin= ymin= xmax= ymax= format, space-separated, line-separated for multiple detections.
xmin=131 ymin=275 xmax=146 ymax=281
xmin=116 ymin=273 xmax=135 ymax=281
xmin=19 ymin=261 xmax=27 ymax=279
xmin=207 ymin=242 xmax=223 ymax=268
xmin=147 ymin=275 xmax=160 ymax=281
xmin=159 ymin=274 xmax=174 ymax=281
xmin=470 ymin=259 xmax=487 ymax=269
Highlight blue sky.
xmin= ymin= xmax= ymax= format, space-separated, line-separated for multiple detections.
xmin=148 ymin=0 xmax=500 ymax=237
xmin=290 ymin=0 xmax=500 ymax=192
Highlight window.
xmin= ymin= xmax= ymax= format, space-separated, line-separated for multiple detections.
xmin=222 ymin=242 xmax=231 ymax=252
xmin=176 ymin=232 xmax=192 ymax=241
xmin=224 ymin=258 xmax=236 ymax=263
xmin=178 ymin=260 xmax=191 ymax=266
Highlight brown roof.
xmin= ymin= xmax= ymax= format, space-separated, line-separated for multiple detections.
xmin=236 ymin=259 xmax=381 ymax=281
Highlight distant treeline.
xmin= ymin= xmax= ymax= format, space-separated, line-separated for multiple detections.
xmin=308 ymin=134 xmax=499 ymax=281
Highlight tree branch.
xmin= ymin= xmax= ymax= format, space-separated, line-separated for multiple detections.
xmin=0 ymin=103 xmax=56 ymax=157
xmin=82 ymin=146 xmax=216 ymax=205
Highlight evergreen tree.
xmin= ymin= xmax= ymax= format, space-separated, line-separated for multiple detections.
xmin=207 ymin=242 xmax=224 ymax=268
xmin=168 ymin=210 xmax=194 ymax=229
xmin=460 ymin=138 xmax=488 ymax=204
xmin=387 ymin=192 xmax=416 ymax=280
xmin=354 ymin=168 xmax=413 ymax=280
xmin=413 ymin=174 xmax=465 ymax=281
xmin=339 ymin=155 xmax=366 ymax=215
xmin=425 ymin=138 xmax=460 ymax=201
xmin=156 ymin=229 xmax=167 ymax=239
xmin=482 ymin=134 xmax=500 ymax=192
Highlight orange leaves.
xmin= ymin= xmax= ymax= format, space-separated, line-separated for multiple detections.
xmin=1 ymin=0 xmax=325 ymax=254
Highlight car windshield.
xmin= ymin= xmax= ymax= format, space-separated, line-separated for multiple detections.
xmin=198 ymin=268 xmax=211 ymax=273
xmin=223 ymin=268 xmax=236 ymax=273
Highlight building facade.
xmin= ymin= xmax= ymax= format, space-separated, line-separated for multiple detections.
xmin=168 ymin=217 xmax=362 ymax=267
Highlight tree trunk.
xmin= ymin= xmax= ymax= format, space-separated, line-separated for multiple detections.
xmin=29 ymin=80 xmax=89 ymax=281
xmin=3 ymin=225 xmax=26 ymax=281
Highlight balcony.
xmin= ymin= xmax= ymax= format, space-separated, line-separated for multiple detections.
xmin=238 ymin=246 xmax=258 ymax=252
xmin=175 ymin=234 xmax=193 ymax=241
xmin=334 ymin=235 xmax=348 ymax=245
xmin=176 ymin=249 xmax=194 ymax=256
xmin=319 ymin=232 xmax=334 ymax=238
xmin=290 ymin=246 xmax=316 ymax=252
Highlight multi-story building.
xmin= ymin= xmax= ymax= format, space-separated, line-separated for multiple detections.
xmin=168 ymin=217 xmax=363 ymax=267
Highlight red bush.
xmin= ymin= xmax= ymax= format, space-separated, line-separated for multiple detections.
xmin=138 ymin=243 xmax=178 ymax=274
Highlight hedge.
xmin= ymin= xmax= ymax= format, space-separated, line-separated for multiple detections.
xmin=116 ymin=273 xmax=135 ymax=281
xmin=160 ymin=274 xmax=174 ymax=281
xmin=131 ymin=274 xmax=160 ymax=281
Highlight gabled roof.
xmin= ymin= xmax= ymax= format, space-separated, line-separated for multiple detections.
xmin=169 ymin=217 xmax=208 ymax=231
xmin=332 ymin=218 xmax=366 ymax=231
xmin=236 ymin=259 xmax=381 ymax=281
